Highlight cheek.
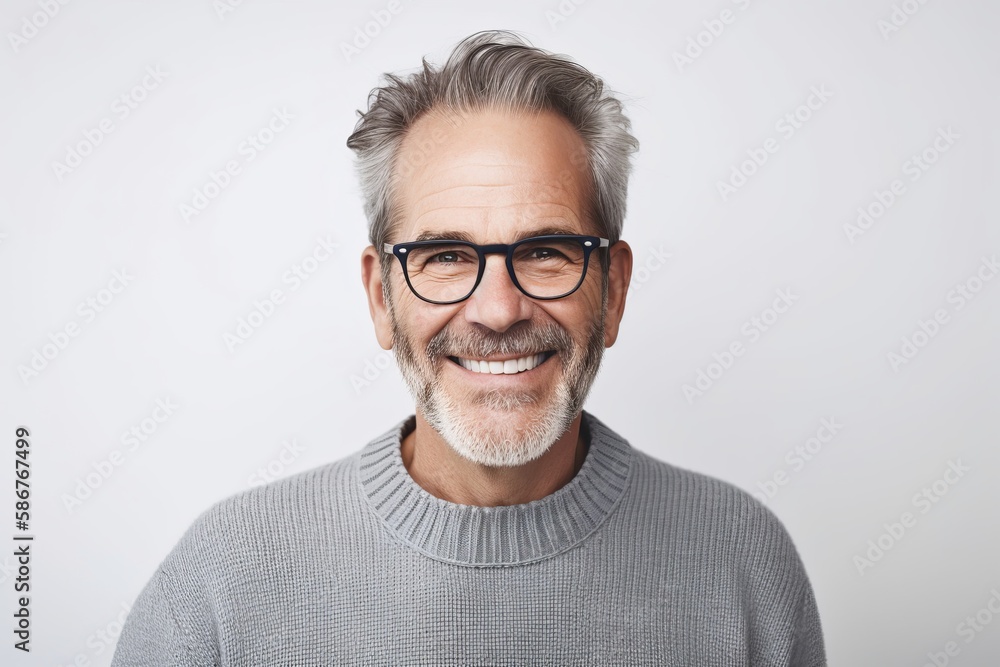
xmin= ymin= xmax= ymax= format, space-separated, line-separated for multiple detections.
xmin=396 ymin=297 xmax=460 ymax=344
xmin=540 ymin=303 xmax=595 ymax=344
xmin=572 ymin=278 xmax=605 ymax=320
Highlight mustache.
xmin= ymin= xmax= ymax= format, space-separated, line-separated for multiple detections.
xmin=426 ymin=322 xmax=573 ymax=360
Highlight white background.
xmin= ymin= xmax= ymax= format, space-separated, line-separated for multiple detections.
xmin=2 ymin=0 xmax=998 ymax=665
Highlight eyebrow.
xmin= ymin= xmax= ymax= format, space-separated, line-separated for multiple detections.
xmin=413 ymin=226 xmax=578 ymax=243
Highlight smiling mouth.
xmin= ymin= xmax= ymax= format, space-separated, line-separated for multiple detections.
xmin=447 ymin=351 xmax=557 ymax=375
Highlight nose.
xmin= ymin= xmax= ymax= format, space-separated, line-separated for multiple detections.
xmin=462 ymin=254 xmax=533 ymax=333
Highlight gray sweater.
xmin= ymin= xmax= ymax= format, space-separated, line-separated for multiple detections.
xmin=111 ymin=411 xmax=826 ymax=666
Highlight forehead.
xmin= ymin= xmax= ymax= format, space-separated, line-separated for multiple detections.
xmin=392 ymin=107 xmax=592 ymax=242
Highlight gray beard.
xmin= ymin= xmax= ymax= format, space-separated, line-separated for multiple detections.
xmin=388 ymin=292 xmax=607 ymax=468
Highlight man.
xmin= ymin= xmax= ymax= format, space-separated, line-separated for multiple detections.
xmin=113 ymin=31 xmax=826 ymax=665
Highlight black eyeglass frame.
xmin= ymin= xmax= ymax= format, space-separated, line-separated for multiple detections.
xmin=382 ymin=234 xmax=610 ymax=305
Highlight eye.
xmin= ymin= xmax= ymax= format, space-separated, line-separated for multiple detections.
xmin=431 ymin=251 xmax=466 ymax=264
xmin=513 ymin=239 xmax=583 ymax=267
xmin=526 ymin=246 xmax=568 ymax=261
xmin=413 ymin=246 xmax=478 ymax=270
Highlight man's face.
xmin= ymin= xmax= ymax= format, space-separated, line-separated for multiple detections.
xmin=380 ymin=108 xmax=613 ymax=468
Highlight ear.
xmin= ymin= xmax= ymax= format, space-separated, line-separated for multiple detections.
xmin=602 ymin=240 xmax=632 ymax=347
xmin=361 ymin=245 xmax=394 ymax=350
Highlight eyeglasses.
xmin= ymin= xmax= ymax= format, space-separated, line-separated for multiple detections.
xmin=382 ymin=234 xmax=610 ymax=304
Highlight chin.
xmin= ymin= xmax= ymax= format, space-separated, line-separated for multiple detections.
xmin=425 ymin=383 xmax=576 ymax=468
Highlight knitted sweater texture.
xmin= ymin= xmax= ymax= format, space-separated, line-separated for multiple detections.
xmin=111 ymin=411 xmax=826 ymax=666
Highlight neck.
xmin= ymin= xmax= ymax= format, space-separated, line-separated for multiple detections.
xmin=399 ymin=411 xmax=589 ymax=506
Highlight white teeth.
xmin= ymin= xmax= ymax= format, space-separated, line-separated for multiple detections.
xmin=456 ymin=352 xmax=550 ymax=374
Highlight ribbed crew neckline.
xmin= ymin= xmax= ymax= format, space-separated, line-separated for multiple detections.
xmin=358 ymin=410 xmax=634 ymax=567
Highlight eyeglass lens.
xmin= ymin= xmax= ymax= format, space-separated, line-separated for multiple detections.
xmin=404 ymin=238 xmax=588 ymax=302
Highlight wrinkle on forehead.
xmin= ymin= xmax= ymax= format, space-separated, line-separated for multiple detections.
xmin=393 ymin=108 xmax=593 ymax=242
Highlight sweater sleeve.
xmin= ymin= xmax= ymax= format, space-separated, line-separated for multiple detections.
xmin=789 ymin=577 xmax=826 ymax=667
xmin=111 ymin=568 xmax=219 ymax=667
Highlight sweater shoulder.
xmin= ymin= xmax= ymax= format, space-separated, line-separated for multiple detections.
xmin=211 ymin=449 xmax=359 ymax=520
xmin=626 ymin=448 xmax=806 ymax=567
xmin=158 ymin=449 xmax=362 ymax=577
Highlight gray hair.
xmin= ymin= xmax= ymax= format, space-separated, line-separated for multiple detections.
xmin=346 ymin=29 xmax=639 ymax=291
